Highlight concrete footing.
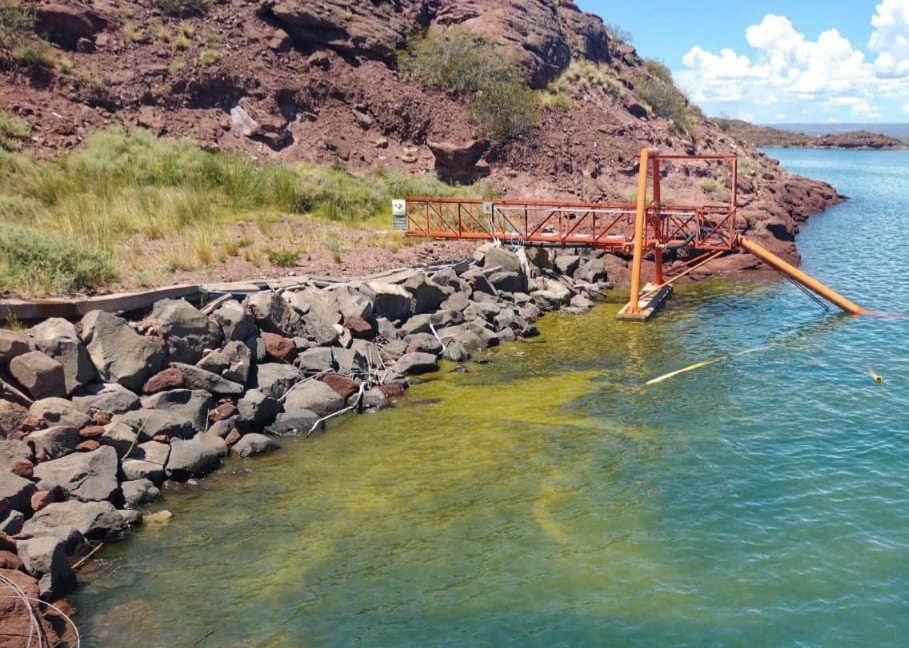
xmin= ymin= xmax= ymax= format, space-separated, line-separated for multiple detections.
xmin=616 ymin=283 xmax=673 ymax=322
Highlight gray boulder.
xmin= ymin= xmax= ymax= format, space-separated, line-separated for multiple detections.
xmin=405 ymin=332 xmax=443 ymax=355
xmin=554 ymin=253 xmax=581 ymax=276
xmin=301 ymin=312 xmax=341 ymax=346
xmin=121 ymin=478 xmax=161 ymax=507
xmin=531 ymin=278 xmax=573 ymax=310
xmin=211 ymin=298 xmax=257 ymax=341
xmin=0 ymin=470 xmax=37 ymax=514
xmin=296 ymin=347 xmax=366 ymax=376
xmin=0 ymin=439 xmax=32 ymax=465
xmin=81 ymin=310 xmax=166 ymax=391
xmin=165 ymin=438 xmax=222 ymax=480
xmin=143 ymin=389 xmax=213 ymax=432
xmin=151 ymin=298 xmax=224 ymax=364
xmin=333 ymin=285 xmax=373 ymax=320
xmin=368 ymin=282 xmax=412 ymax=321
xmin=33 ymin=445 xmax=120 ymax=503
xmin=71 ymin=382 xmax=141 ymax=415
xmin=394 ymin=352 xmax=439 ymax=375
xmin=30 ymin=318 xmax=97 ymax=395
xmin=21 ymin=500 xmax=128 ymax=541
xmin=28 ymin=397 xmax=91 ymax=429
xmin=0 ymin=328 xmax=29 ymax=364
xmin=245 ymin=291 xmax=303 ymax=337
xmin=251 ymin=362 xmax=302 ymax=399
xmin=283 ymin=380 xmax=344 ymax=417
xmin=236 ymin=389 xmax=281 ymax=429
xmin=231 ymin=433 xmax=279 ymax=458
xmin=171 ymin=362 xmax=244 ymax=396
xmin=100 ymin=420 xmax=138 ymax=458
xmin=9 ymin=350 xmax=66 ymax=400
xmin=266 ymin=409 xmax=322 ymax=436
xmin=27 ymin=426 xmax=80 ymax=460
xmin=122 ymin=441 xmax=169 ymax=484
xmin=16 ymin=534 xmax=77 ymax=598
xmin=0 ymin=509 xmax=24 ymax=535
xmin=288 ymin=286 xmax=342 ymax=324
xmin=196 ymin=339 xmax=252 ymax=385
xmin=112 ymin=409 xmax=196 ymax=442
xmin=404 ymin=273 xmax=447 ymax=315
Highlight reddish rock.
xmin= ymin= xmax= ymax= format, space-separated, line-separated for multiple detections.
xmin=343 ymin=315 xmax=375 ymax=339
xmin=142 ymin=367 xmax=184 ymax=394
xmin=6 ymin=458 xmax=33 ymax=479
xmin=75 ymin=439 xmax=101 ymax=452
xmin=0 ymin=567 xmax=66 ymax=648
xmin=79 ymin=425 xmax=105 ymax=439
xmin=209 ymin=401 xmax=238 ymax=422
xmin=30 ymin=490 xmax=56 ymax=513
xmin=320 ymin=373 xmax=358 ymax=400
xmin=18 ymin=414 xmax=45 ymax=433
xmin=224 ymin=428 xmax=242 ymax=446
xmin=152 ymin=434 xmax=171 ymax=444
xmin=378 ymin=383 xmax=406 ymax=399
xmin=261 ymin=331 xmax=296 ymax=362
xmin=0 ymin=550 xmax=22 ymax=571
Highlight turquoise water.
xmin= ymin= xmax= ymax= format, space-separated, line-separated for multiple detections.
xmin=73 ymin=149 xmax=909 ymax=647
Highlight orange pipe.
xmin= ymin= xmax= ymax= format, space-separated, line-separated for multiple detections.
xmin=737 ymin=235 xmax=864 ymax=314
xmin=626 ymin=148 xmax=651 ymax=314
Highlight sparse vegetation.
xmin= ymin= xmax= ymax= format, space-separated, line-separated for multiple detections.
xmin=400 ymin=28 xmax=539 ymax=141
xmin=603 ymin=22 xmax=632 ymax=44
xmin=199 ymin=49 xmax=219 ymax=65
xmin=173 ymin=35 xmax=190 ymax=51
xmin=0 ymin=1 xmax=34 ymax=49
xmin=179 ymin=22 xmax=196 ymax=39
xmin=0 ymin=111 xmax=30 ymax=151
xmin=634 ymin=58 xmax=699 ymax=135
xmin=152 ymin=0 xmax=211 ymax=17
xmin=0 ymin=127 xmax=482 ymax=296
xmin=12 ymin=39 xmax=55 ymax=67
xmin=124 ymin=23 xmax=147 ymax=44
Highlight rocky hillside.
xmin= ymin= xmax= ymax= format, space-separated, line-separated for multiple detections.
xmin=0 ymin=0 xmax=844 ymax=270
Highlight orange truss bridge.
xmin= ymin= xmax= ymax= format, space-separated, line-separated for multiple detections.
xmin=394 ymin=149 xmax=864 ymax=320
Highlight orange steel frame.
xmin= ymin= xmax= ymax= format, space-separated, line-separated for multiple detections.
xmin=403 ymin=148 xmax=738 ymax=315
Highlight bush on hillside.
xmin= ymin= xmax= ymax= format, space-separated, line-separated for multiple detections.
xmin=400 ymin=28 xmax=539 ymax=141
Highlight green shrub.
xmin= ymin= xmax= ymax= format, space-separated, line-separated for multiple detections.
xmin=0 ymin=111 xmax=30 ymax=151
xmin=635 ymin=60 xmax=697 ymax=135
xmin=0 ymin=223 xmax=118 ymax=295
xmin=0 ymin=2 xmax=33 ymax=49
xmin=152 ymin=0 xmax=210 ymax=17
xmin=400 ymin=28 xmax=539 ymax=141
xmin=12 ymin=39 xmax=55 ymax=67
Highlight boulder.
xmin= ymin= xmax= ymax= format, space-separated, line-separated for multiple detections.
xmin=283 ymin=380 xmax=344 ymax=418
xmin=250 ymin=362 xmax=302 ymax=399
xmin=99 ymin=420 xmax=138 ymax=459
xmin=71 ymin=382 xmax=141 ymax=415
xmin=142 ymin=367 xmax=185 ymax=394
xmin=0 ymin=328 xmax=29 ymax=364
xmin=393 ymin=352 xmax=439 ymax=375
xmin=297 ymin=347 xmax=366 ymax=376
xmin=0 ymin=471 xmax=36 ymax=515
xmin=21 ymin=500 xmax=128 ymax=541
xmin=230 ymin=433 xmax=279 ymax=458
xmin=288 ymin=286 xmax=342 ymax=324
xmin=29 ymin=318 xmax=97 ymax=395
xmin=112 ymin=410 xmax=196 ymax=442
xmin=245 ymin=292 xmax=303 ymax=337
xmin=361 ymin=386 xmax=392 ymax=412
xmin=0 ymin=510 xmax=24 ymax=535
xmin=261 ymin=331 xmax=297 ymax=362
xmin=554 ymin=253 xmax=581 ymax=276
xmin=333 ymin=285 xmax=373 ymax=320
xmin=121 ymin=478 xmax=161 ymax=507
xmin=15 ymin=535 xmax=77 ymax=598
xmin=368 ymin=282 xmax=412 ymax=322
xmin=236 ymin=389 xmax=281 ymax=429
xmin=404 ymin=273 xmax=448 ymax=315
xmin=427 ymin=139 xmax=489 ymax=178
xmin=266 ymin=409 xmax=322 ymax=436
xmin=405 ymin=332 xmax=443 ymax=355
xmin=211 ymin=299 xmax=257 ymax=341
xmin=165 ymin=438 xmax=222 ymax=480
xmin=171 ymin=363 xmax=245 ymax=396
xmin=0 ymin=439 xmax=32 ymax=466
xmin=81 ymin=310 xmax=166 ymax=391
xmin=531 ymin=278 xmax=574 ymax=310
xmin=0 ymin=400 xmax=28 ymax=438
xmin=28 ymin=397 xmax=91 ymax=430
xmin=301 ymin=312 xmax=340 ymax=346
xmin=9 ymin=350 xmax=66 ymax=400
xmin=36 ymin=2 xmax=108 ymax=49
xmin=142 ymin=389 xmax=213 ymax=432
xmin=151 ymin=298 xmax=224 ymax=365
xmin=27 ymin=426 xmax=80 ymax=460
xmin=32 ymin=445 xmax=120 ymax=503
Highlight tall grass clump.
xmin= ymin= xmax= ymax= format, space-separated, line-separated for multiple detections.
xmin=634 ymin=58 xmax=699 ymax=135
xmin=0 ymin=1 xmax=33 ymax=49
xmin=0 ymin=223 xmax=117 ymax=295
xmin=0 ymin=111 xmax=30 ymax=151
xmin=400 ymin=28 xmax=539 ymax=141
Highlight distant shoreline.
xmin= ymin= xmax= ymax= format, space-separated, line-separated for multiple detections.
xmin=714 ymin=118 xmax=908 ymax=149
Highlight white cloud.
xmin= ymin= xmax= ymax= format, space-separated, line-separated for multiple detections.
xmin=870 ymin=0 xmax=909 ymax=76
xmin=679 ymin=12 xmax=891 ymax=121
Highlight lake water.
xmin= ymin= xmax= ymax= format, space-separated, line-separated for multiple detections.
xmin=72 ymin=149 xmax=909 ymax=647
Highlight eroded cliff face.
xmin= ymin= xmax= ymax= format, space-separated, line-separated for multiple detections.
xmin=1 ymin=0 xmax=842 ymax=268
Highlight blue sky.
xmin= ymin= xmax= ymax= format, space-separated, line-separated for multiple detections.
xmin=575 ymin=0 xmax=909 ymax=124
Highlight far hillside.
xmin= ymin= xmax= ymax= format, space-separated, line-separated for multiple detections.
xmin=713 ymin=119 xmax=907 ymax=149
